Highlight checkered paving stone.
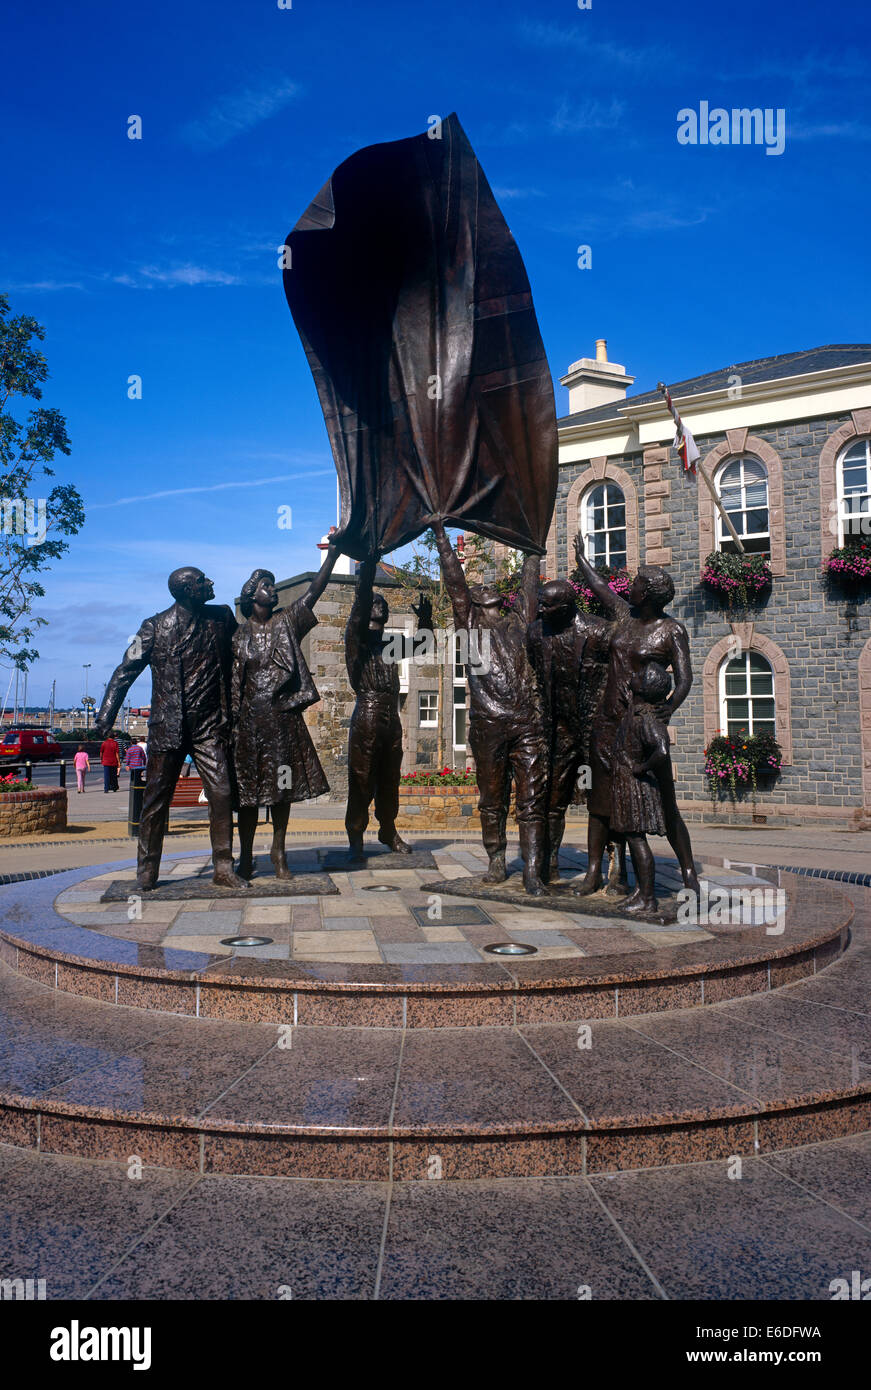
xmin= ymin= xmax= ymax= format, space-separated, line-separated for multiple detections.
xmin=46 ymin=845 xmax=732 ymax=964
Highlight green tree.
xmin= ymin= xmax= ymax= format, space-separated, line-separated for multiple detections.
xmin=0 ymin=294 xmax=84 ymax=668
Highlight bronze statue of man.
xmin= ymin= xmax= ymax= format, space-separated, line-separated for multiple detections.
xmin=96 ymin=567 xmax=246 ymax=891
xmin=527 ymin=579 xmax=613 ymax=881
xmin=344 ymin=557 xmax=412 ymax=860
xmin=571 ymin=537 xmax=700 ymax=899
xmin=433 ymin=520 xmax=549 ymax=896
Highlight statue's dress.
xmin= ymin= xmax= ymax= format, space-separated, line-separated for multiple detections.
xmin=232 ymin=604 xmax=329 ymax=808
xmin=609 ymin=700 xmax=667 ymax=837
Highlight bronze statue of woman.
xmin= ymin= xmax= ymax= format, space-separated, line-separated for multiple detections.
xmin=232 ymin=541 xmax=339 ymax=880
xmin=571 ymin=533 xmax=699 ymax=899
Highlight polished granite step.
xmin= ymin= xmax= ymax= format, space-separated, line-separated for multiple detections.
xmin=2 ymin=940 xmax=870 ymax=1179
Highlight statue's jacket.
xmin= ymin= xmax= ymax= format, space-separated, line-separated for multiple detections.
xmin=101 ymin=603 xmax=237 ymax=752
xmin=231 ymin=604 xmax=320 ymax=721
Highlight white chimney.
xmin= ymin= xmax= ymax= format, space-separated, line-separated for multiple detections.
xmin=560 ymin=339 xmax=634 ymax=415
xmin=318 ymin=527 xmax=354 ymax=576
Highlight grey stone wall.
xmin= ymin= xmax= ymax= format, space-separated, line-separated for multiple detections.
xmin=552 ymin=412 xmax=871 ymax=820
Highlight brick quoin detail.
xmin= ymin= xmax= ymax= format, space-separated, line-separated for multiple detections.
xmin=818 ymin=409 xmax=871 ymax=562
xmin=698 ymin=434 xmax=786 ymax=577
xmin=642 ymin=447 xmax=672 ymax=566
xmin=547 ymin=457 xmax=640 ymax=578
xmin=859 ymin=637 xmax=871 ymax=815
xmin=702 ymin=629 xmax=793 ymax=765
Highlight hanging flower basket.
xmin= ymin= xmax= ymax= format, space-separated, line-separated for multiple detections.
xmin=704 ymin=732 xmax=782 ymax=802
xmin=701 ymin=551 xmax=772 ymax=607
xmin=824 ymin=543 xmax=871 ymax=587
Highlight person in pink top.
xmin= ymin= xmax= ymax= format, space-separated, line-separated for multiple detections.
xmin=73 ymin=745 xmax=90 ymax=794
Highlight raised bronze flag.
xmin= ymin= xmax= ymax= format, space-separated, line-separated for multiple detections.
xmin=283 ymin=113 xmax=557 ymax=560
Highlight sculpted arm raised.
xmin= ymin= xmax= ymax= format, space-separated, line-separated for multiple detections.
xmin=302 ymin=539 xmax=341 ymax=611
xmin=432 ymin=520 xmax=472 ymax=629
xmin=573 ymin=531 xmax=629 ymax=620
xmin=517 ymin=551 xmax=541 ymax=628
xmin=95 ymin=619 xmax=155 ymax=734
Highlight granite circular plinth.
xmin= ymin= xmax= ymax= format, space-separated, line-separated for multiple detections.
xmin=0 ymin=844 xmax=853 ymax=1027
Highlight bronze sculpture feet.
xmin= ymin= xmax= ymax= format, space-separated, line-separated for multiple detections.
xmin=571 ymin=871 xmax=603 ymax=897
xmin=378 ymin=831 xmax=412 ymax=855
xmin=270 ymin=851 xmax=293 ymax=880
xmin=212 ymin=856 xmax=250 ymax=891
xmin=622 ymin=889 xmax=657 ymax=915
xmin=481 ymin=852 xmax=507 ymax=884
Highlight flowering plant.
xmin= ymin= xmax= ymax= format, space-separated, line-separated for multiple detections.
xmin=701 ymin=551 xmax=772 ymax=607
xmin=704 ymin=731 xmax=782 ymax=801
xmin=0 ymin=774 xmax=33 ymax=793
xmin=570 ymin=567 xmax=631 ymax=616
xmin=400 ymin=767 xmax=477 ymax=787
xmin=498 ymin=566 xmax=631 ymax=617
xmin=824 ymin=543 xmax=871 ymax=584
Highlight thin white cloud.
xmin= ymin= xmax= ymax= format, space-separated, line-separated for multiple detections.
xmin=118 ymin=264 xmax=241 ymax=288
xmin=518 ymin=20 xmax=667 ymax=69
xmin=181 ymin=76 xmax=301 ymax=149
xmin=789 ymin=119 xmax=871 ymax=141
xmin=5 ymin=280 xmax=86 ymax=292
xmin=492 ymin=186 xmax=545 ymax=200
xmin=90 ymin=470 xmax=335 ymax=510
xmin=551 ymin=98 xmax=625 ymax=134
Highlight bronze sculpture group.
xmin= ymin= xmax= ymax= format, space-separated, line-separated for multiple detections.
xmin=95 ymin=113 xmax=699 ymax=912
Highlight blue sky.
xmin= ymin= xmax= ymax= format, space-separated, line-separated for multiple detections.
xmin=3 ymin=0 xmax=869 ymax=710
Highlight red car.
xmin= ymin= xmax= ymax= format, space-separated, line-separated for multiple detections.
xmin=0 ymin=728 xmax=64 ymax=761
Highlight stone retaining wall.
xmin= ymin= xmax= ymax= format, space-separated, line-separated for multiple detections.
xmin=0 ymin=789 xmax=67 ymax=838
xmin=396 ymin=785 xmax=480 ymax=829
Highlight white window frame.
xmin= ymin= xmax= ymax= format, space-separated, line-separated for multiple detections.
xmin=452 ymin=686 xmax=467 ymax=751
xmin=384 ymin=626 xmax=410 ymax=693
xmin=836 ymin=438 xmax=871 ymax=547
xmin=581 ymin=480 xmax=627 ymax=570
xmin=418 ymin=690 xmax=439 ymax=727
xmin=714 ymin=454 xmax=770 ymax=552
xmin=718 ymin=650 xmax=776 ymax=737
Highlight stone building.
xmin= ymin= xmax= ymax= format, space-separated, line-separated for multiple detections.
xmin=265 ymin=555 xmax=466 ymax=798
xmin=549 ymin=340 xmax=871 ymax=828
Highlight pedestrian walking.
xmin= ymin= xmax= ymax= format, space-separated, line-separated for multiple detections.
xmin=100 ymin=733 xmax=121 ymax=792
xmin=125 ymin=740 xmax=147 ymax=787
xmin=73 ymin=745 xmax=90 ymax=794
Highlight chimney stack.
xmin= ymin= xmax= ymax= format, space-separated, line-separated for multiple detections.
xmin=561 ymin=340 xmax=634 ymax=416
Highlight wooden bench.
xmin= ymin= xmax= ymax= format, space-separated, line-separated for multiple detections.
xmin=169 ymin=775 xmax=204 ymax=809
xmin=168 ymin=775 xmax=272 ymax=821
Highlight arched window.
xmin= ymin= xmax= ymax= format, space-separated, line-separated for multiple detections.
xmin=719 ymin=650 xmax=776 ymax=737
xmin=836 ymin=437 xmax=871 ymax=547
xmin=581 ymin=481 xmax=627 ymax=570
xmin=715 ymin=456 xmax=769 ymax=554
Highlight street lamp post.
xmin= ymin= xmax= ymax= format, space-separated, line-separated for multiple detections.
xmin=83 ymin=664 xmax=92 ymax=732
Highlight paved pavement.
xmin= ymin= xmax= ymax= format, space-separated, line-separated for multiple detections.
xmin=2 ymin=1132 xmax=870 ymax=1299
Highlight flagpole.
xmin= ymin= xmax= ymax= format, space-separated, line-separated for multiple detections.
xmin=656 ymin=382 xmax=745 ymax=555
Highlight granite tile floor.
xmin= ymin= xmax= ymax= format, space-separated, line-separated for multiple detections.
xmin=2 ymin=1132 xmax=870 ymax=1299
xmin=49 ymin=844 xmax=741 ymax=965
